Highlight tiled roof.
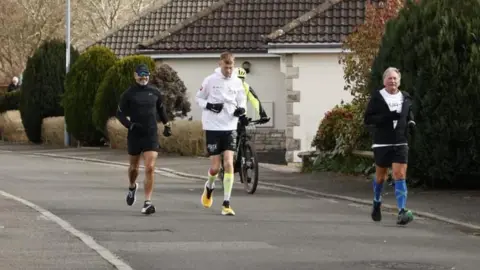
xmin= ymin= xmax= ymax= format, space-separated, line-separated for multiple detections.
xmin=88 ymin=0 xmax=218 ymax=57
xmin=138 ymin=0 xmax=368 ymax=53
xmin=264 ymin=0 xmax=366 ymax=44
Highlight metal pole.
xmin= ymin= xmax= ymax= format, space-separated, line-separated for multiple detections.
xmin=64 ymin=0 xmax=71 ymax=147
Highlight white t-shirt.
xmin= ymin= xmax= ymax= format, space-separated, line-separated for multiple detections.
xmin=380 ymin=88 xmax=403 ymax=129
xmin=372 ymin=88 xmax=406 ymax=148
xmin=195 ymin=68 xmax=246 ymax=131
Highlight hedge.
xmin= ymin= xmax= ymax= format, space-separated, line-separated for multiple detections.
xmin=62 ymin=46 xmax=117 ymax=145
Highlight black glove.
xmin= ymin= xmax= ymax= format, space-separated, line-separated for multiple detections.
xmin=129 ymin=122 xmax=146 ymax=135
xmin=258 ymin=116 xmax=270 ymax=124
xmin=206 ymin=103 xmax=223 ymax=113
xmin=389 ymin=111 xmax=401 ymax=121
xmin=408 ymin=120 xmax=416 ymax=136
xmin=239 ymin=115 xmax=249 ymax=126
xmin=163 ymin=125 xmax=172 ymax=137
xmin=234 ymin=107 xmax=246 ymax=117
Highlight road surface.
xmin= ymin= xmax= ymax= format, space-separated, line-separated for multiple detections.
xmin=0 ymin=152 xmax=479 ymax=270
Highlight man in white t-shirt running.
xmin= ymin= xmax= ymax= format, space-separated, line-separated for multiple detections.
xmin=364 ymin=67 xmax=416 ymax=226
xmin=195 ymin=51 xmax=247 ymax=216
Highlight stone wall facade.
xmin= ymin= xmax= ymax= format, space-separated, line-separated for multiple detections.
xmin=282 ymin=54 xmax=301 ymax=163
xmin=241 ymin=53 xmax=301 ymax=165
xmin=249 ymin=128 xmax=287 ymax=165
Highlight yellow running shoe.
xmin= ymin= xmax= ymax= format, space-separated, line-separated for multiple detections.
xmin=201 ymin=184 xmax=214 ymax=208
xmin=221 ymin=201 xmax=235 ymax=216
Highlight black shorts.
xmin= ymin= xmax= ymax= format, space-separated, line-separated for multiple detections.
xmin=373 ymin=145 xmax=408 ymax=168
xmin=127 ymin=135 xmax=159 ymax=156
xmin=205 ymin=130 xmax=237 ymax=156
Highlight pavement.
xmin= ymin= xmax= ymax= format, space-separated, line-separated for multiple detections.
xmin=0 ymin=193 xmax=114 ymax=270
xmin=2 ymin=143 xmax=480 ymax=229
xmin=1 ymin=147 xmax=480 ymax=270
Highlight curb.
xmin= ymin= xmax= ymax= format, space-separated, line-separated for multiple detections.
xmin=34 ymin=152 xmax=480 ymax=231
xmin=194 ymin=156 xmax=300 ymax=174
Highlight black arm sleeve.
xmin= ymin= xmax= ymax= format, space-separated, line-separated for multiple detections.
xmin=364 ymin=97 xmax=390 ymax=126
xmin=156 ymin=93 xmax=169 ymax=125
xmin=249 ymin=86 xmax=268 ymax=118
xmin=116 ymin=90 xmax=131 ymax=129
xmin=407 ymin=106 xmax=415 ymax=123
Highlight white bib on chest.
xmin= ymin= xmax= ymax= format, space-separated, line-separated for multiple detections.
xmin=380 ymin=89 xmax=403 ymax=129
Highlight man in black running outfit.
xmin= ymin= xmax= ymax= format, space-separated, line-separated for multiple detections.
xmin=364 ymin=67 xmax=415 ymax=226
xmin=116 ymin=64 xmax=172 ymax=215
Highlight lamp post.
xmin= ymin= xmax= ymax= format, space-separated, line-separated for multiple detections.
xmin=64 ymin=0 xmax=71 ymax=147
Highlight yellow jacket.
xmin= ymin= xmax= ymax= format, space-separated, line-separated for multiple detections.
xmin=242 ymin=81 xmax=267 ymax=119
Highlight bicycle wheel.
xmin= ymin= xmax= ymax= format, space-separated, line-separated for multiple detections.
xmin=240 ymin=142 xmax=259 ymax=194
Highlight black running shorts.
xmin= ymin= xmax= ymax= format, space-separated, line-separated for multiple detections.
xmin=373 ymin=145 xmax=408 ymax=168
xmin=205 ymin=130 xmax=237 ymax=156
xmin=127 ymin=135 xmax=159 ymax=156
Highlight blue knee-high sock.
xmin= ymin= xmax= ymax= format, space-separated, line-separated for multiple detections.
xmin=373 ymin=177 xmax=383 ymax=202
xmin=394 ymin=179 xmax=407 ymax=211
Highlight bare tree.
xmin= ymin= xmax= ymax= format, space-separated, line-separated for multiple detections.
xmin=0 ymin=0 xmax=167 ymax=83
xmin=72 ymin=0 xmax=167 ymax=49
xmin=76 ymin=0 xmax=126 ymax=32
xmin=130 ymin=0 xmax=165 ymax=16
xmin=0 ymin=0 xmax=64 ymax=83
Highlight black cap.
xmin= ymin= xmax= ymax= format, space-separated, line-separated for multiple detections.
xmin=135 ymin=64 xmax=150 ymax=76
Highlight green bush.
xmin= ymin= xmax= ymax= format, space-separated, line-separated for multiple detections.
xmin=311 ymin=153 xmax=375 ymax=176
xmin=309 ymin=101 xmax=373 ymax=175
xmin=150 ymin=63 xmax=191 ymax=120
xmin=369 ymin=0 xmax=480 ymax=186
xmin=311 ymin=101 xmax=370 ymax=155
xmin=62 ymin=46 xmax=117 ymax=145
xmin=19 ymin=39 xmax=79 ymax=143
xmin=311 ymin=104 xmax=351 ymax=152
xmin=0 ymin=90 xmax=21 ymax=113
xmin=92 ymin=55 xmax=155 ymax=132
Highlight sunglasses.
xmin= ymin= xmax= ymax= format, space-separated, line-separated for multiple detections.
xmin=136 ymin=72 xmax=150 ymax=77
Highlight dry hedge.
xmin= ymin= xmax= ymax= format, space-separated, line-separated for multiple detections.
xmin=0 ymin=110 xmax=29 ymax=143
xmin=41 ymin=117 xmax=65 ymax=146
xmin=106 ymin=117 xmax=205 ymax=156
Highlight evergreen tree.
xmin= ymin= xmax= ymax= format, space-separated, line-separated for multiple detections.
xmin=62 ymin=46 xmax=117 ymax=145
xmin=0 ymin=90 xmax=21 ymax=113
xmin=20 ymin=39 xmax=79 ymax=143
xmin=149 ymin=63 xmax=191 ymax=120
xmin=369 ymin=0 xmax=480 ymax=186
xmin=92 ymin=55 xmax=155 ymax=132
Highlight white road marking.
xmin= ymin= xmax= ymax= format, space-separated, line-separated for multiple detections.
xmin=36 ymin=214 xmax=49 ymax=221
xmin=0 ymin=190 xmax=134 ymax=270
xmin=102 ymin=241 xmax=276 ymax=252
xmin=348 ymin=203 xmax=366 ymax=208
xmin=323 ymin=198 xmax=339 ymax=203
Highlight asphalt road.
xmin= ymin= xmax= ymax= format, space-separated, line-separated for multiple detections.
xmin=0 ymin=152 xmax=479 ymax=270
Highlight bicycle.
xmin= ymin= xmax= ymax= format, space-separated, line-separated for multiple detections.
xmin=218 ymin=118 xmax=263 ymax=194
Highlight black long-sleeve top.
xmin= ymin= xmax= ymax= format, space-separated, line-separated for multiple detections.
xmin=364 ymin=89 xmax=415 ymax=145
xmin=116 ymin=83 xmax=169 ymax=134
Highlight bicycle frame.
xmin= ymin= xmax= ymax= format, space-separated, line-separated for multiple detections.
xmin=220 ymin=118 xmax=263 ymax=170
xmin=236 ymin=119 xmax=263 ymax=159
xmin=218 ymin=118 xmax=266 ymax=194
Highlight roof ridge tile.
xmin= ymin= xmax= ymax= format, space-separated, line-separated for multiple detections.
xmin=263 ymin=0 xmax=344 ymax=42
xmin=139 ymin=0 xmax=234 ymax=48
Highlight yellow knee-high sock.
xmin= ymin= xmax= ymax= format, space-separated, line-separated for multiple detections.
xmin=223 ymin=173 xmax=233 ymax=202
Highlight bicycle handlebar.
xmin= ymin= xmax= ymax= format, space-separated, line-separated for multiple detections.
xmin=246 ymin=118 xmax=267 ymax=125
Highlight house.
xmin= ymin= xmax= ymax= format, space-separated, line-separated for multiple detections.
xmin=89 ymin=0 xmax=370 ymax=164
xmin=91 ymin=0 xmax=218 ymax=57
